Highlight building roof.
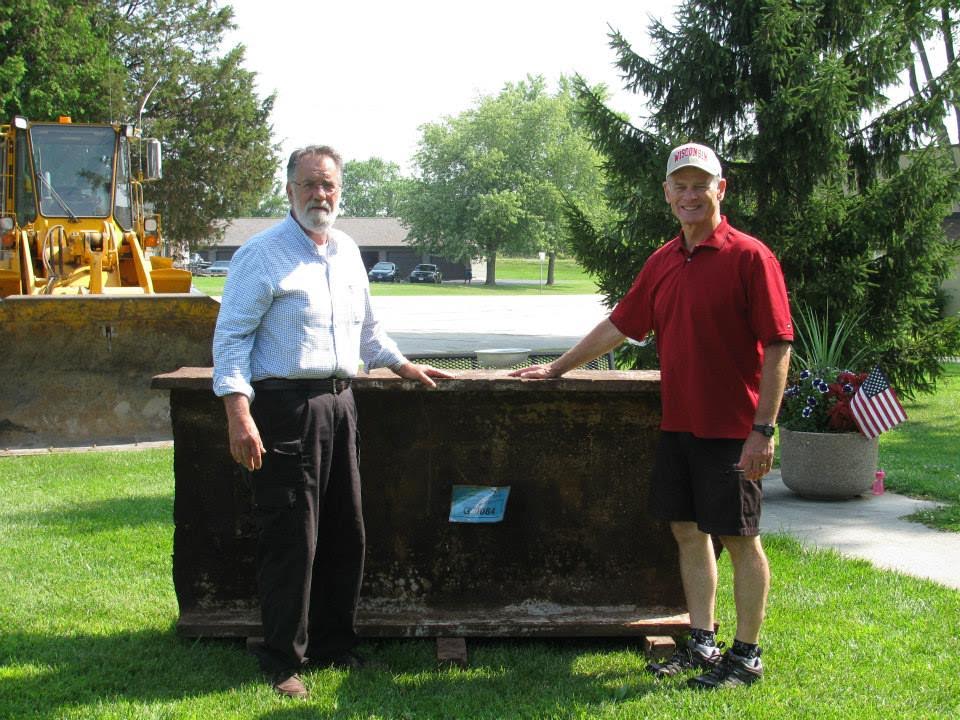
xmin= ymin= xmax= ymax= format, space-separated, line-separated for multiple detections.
xmin=214 ymin=216 xmax=412 ymax=248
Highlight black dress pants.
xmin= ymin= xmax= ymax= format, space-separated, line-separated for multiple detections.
xmin=249 ymin=385 xmax=364 ymax=674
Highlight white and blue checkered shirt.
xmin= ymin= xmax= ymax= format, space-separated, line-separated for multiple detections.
xmin=212 ymin=214 xmax=407 ymax=399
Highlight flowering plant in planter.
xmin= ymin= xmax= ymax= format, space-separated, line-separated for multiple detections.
xmin=779 ymin=368 xmax=869 ymax=433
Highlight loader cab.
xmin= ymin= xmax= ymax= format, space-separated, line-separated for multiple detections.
xmin=4 ymin=118 xmax=156 ymax=228
xmin=29 ymin=121 xmax=120 ymax=222
xmin=0 ymin=116 xmax=179 ymax=297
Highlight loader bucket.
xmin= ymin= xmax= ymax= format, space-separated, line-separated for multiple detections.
xmin=0 ymin=293 xmax=220 ymax=449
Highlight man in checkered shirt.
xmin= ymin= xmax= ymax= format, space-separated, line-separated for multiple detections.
xmin=213 ymin=145 xmax=452 ymax=699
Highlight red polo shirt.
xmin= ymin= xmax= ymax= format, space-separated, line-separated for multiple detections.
xmin=609 ymin=217 xmax=793 ymax=439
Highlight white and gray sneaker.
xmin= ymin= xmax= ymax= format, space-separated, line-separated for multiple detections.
xmin=646 ymin=638 xmax=723 ymax=678
xmin=687 ymin=648 xmax=763 ymax=689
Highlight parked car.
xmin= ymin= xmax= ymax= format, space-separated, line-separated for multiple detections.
xmin=187 ymin=253 xmax=210 ymax=272
xmin=408 ymin=263 xmax=442 ymax=284
xmin=368 ymin=261 xmax=398 ymax=282
xmin=204 ymin=260 xmax=231 ymax=277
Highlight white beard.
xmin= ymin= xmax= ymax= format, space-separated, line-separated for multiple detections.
xmin=297 ymin=200 xmax=339 ymax=232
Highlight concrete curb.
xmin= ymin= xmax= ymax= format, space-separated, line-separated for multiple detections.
xmin=0 ymin=440 xmax=174 ymax=457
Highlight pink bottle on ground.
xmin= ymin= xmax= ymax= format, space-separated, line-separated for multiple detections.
xmin=872 ymin=469 xmax=886 ymax=495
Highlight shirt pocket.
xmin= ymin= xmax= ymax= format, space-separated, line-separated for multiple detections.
xmin=346 ymin=284 xmax=367 ymax=325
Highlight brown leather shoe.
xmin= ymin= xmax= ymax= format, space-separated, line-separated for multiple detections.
xmin=271 ymin=671 xmax=309 ymax=699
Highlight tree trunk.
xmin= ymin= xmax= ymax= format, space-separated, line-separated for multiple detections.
xmin=912 ymin=38 xmax=952 ymax=148
xmin=546 ymin=251 xmax=556 ymax=286
xmin=942 ymin=7 xmax=960 ymax=141
xmin=485 ymin=252 xmax=497 ymax=285
xmin=907 ymin=56 xmax=920 ymax=96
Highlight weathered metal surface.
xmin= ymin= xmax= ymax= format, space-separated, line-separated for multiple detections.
xmin=154 ymin=367 xmax=688 ymax=638
xmin=0 ymin=294 xmax=220 ymax=449
xmin=176 ymin=605 xmax=691 ymax=639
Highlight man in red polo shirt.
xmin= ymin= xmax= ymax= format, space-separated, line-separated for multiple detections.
xmin=511 ymin=142 xmax=792 ymax=689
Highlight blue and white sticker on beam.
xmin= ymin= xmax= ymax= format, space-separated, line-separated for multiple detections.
xmin=449 ymin=485 xmax=511 ymax=523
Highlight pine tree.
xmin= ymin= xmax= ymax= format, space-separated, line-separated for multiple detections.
xmin=569 ymin=0 xmax=960 ymax=395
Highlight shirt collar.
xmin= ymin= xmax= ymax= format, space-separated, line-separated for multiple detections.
xmin=673 ymin=215 xmax=731 ymax=255
xmin=284 ymin=212 xmax=339 ymax=258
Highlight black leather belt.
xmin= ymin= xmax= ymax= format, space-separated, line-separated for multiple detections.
xmin=252 ymin=377 xmax=352 ymax=394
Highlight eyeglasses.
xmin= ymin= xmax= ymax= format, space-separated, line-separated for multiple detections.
xmin=290 ymin=179 xmax=340 ymax=195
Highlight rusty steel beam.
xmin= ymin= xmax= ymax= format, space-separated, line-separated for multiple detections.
xmin=153 ymin=367 xmax=688 ymax=639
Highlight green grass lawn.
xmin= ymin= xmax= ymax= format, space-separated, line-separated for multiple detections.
xmin=878 ymin=362 xmax=960 ymax=531
xmin=188 ymin=274 xmax=227 ymax=296
xmin=1 ymin=448 xmax=959 ymax=718
xmin=190 ymin=256 xmax=599 ymax=297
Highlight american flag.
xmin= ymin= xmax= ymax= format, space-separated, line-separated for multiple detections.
xmin=850 ymin=367 xmax=907 ymax=439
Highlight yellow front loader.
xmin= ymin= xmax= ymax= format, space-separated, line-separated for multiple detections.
xmin=0 ymin=116 xmax=220 ymax=449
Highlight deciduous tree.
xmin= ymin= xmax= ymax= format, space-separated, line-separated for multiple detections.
xmin=109 ymin=0 xmax=278 ymax=246
xmin=244 ymin=179 xmax=288 ymax=218
xmin=0 ymin=0 xmax=125 ymax=121
xmin=401 ymin=76 xmax=606 ymax=285
xmin=340 ymin=158 xmax=410 ymax=217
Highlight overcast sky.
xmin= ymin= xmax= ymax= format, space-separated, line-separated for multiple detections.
xmin=223 ymin=0 xmax=679 ymax=173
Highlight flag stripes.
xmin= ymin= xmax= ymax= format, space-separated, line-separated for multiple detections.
xmin=850 ymin=367 xmax=907 ymax=439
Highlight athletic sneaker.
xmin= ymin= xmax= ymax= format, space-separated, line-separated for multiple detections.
xmin=646 ymin=638 xmax=723 ymax=677
xmin=687 ymin=649 xmax=763 ymax=689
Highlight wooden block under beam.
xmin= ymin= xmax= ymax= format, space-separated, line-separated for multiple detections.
xmin=436 ymin=637 xmax=468 ymax=668
xmin=643 ymin=635 xmax=676 ymax=660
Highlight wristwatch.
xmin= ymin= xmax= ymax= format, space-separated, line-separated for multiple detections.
xmin=752 ymin=423 xmax=776 ymax=437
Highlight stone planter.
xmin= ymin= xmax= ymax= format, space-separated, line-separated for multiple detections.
xmin=779 ymin=428 xmax=879 ymax=499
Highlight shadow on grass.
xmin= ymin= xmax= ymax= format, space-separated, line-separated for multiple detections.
xmin=257 ymin=637 xmax=665 ymax=720
xmin=0 ymin=632 xmax=665 ymax=719
xmin=0 ymin=627 xmax=255 ymax=717
xmin=6 ymin=493 xmax=172 ymax=534
xmin=881 ymin=418 xmax=955 ymax=441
